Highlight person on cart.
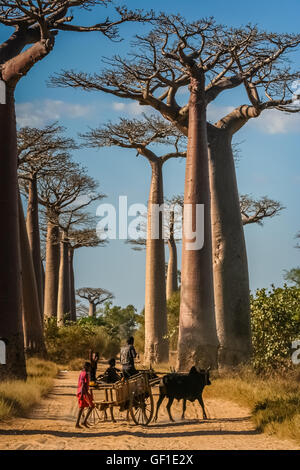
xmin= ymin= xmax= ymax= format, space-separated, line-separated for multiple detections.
xmin=120 ymin=336 xmax=139 ymax=379
xmin=75 ymin=362 xmax=95 ymax=428
xmin=97 ymin=358 xmax=121 ymax=384
xmin=89 ymin=350 xmax=99 ymax=383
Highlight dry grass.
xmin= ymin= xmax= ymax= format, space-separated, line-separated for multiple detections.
xmin=0 ymin=358 xmax=60 ymax=421
xmin=67 ymin=357 xmax=86 ymax=371
xmin=209 ymin=366 xmax=300 ymax=444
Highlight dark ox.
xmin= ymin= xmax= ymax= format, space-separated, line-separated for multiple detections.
xmin=154 ymin=366 xmax=211 ymax=422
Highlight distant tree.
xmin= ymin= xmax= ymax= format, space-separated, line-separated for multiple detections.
xmin=99 ymin=302 xmax=139 ymax=341
xmin=67 ymin=226 xmax=107 ymax=321
xmin=284 ymin=268 xmax=300 ymax=288
xmin=35 ymin=156 xmax=102 ymax=322
xmin=76 ymin=288 xmax=114 ymax=318
xmin=240 ymin=195 xmax=284 ymax=226
xmin=283 ymin=231 xmax=300 ymax=288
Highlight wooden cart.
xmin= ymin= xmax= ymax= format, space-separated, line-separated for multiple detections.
xmin=84 ymin=371 xmax=159 ymax=426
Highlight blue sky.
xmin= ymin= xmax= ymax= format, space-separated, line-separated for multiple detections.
xmin=2 ymin=0 xmax=299 ymax=312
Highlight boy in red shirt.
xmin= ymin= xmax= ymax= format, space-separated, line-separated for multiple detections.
xmin=75 ymin=362 xmax=94 ymax=428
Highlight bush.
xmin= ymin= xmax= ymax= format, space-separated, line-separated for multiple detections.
xmin=251 ymin=285 xmax=300 ymax=372
xmin=44 ymin=319 xmax=120 ymax=363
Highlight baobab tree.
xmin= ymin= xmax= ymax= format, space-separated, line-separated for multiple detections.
xmin=240 ymin=196 xmax=284 ymax=226
xmin=81 ymin=115 xmax=186 ymax=363
xmin=165 ymin=196 xmax=183 ymax=301
xmin=0 ymin=0 xmax=152 ymax=380
xmin=127 ymin=196 xmax=183 ymax=302
xmin=76 ymin=287 xmax=114 ymax=318
xmin=52 ymin=17 xmax=300 ymax=368
xmin=36 ymin=156 xmax=103 ymax=322
xmin=56 ymin=211 xmax=105 ymax=325
xmin=18 ymin=123 xmax=78 ymax=317
xmin=18 ymin=194 xmax=46 ymax=356
xmin=68 ymin=227 xmax=105 ymax=321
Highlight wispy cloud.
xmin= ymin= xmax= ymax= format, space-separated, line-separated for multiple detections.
xmin=249 ymin=109 xmax=300 ymax=135
xmin=112 ymin=101 xmax=147 ymax=116
xmin=16 ymin=99 xmax=95 ymax=128
xmin=207 ymin=104 xmax=300 ymax=135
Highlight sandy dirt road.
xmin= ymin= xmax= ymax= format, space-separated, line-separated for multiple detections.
xmin=0 ymin=370 xmax=298 ymax=451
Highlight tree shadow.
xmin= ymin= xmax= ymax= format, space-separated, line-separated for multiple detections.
xmin=0 ymin=425 xmax=260 ymax=440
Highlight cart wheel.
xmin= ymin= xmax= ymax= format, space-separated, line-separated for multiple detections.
xmin=129 ymin=391 xmax=154 ymax=426
xmin=82 ymin=405 xmax=104 ymax=426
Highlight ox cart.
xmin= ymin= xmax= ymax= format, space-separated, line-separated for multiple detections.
xmin=83 ymin=371 xmax=160 ymax=426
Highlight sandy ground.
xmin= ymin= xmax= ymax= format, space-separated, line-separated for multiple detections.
xmin=0 ymin=370 xmax=298 ymax=451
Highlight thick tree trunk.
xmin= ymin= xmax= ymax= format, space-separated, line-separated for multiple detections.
xmin=89 ymin=302 xmax=96 ymax=317
xmin=26 ymin=174 xmax=43 ymax=317
xmin=19 ymin=195 xmax=46 ymax=356
xmin=0 ymin=87 xmax=27 ymax=380
xmin=68 ymin=247 xmax=76 ymax=322
xmin=208 ymin=126 xmax=252 ymax=367
xmin=177 ymin=74 xmax=219 ymax=371
xmin=57 ymin=232 xmax=71 ymax=326
xmin=41 ymin=260 xmax=45 ymax=312
xmin=166 ymin=211 xmax=178 ymax=300
xmin=43 ymin=219 xmax=60 ymax=321
xmin=144 ymin=159 xmax=168 ymax=364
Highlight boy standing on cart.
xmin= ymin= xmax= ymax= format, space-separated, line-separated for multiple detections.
xmin=120 ymin=336 xmax=138 ymax=379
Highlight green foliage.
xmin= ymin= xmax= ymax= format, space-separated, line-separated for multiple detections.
xmin=44 ymin=317 xmax=119 ymax=363
xmin=44 ymin=302 xmax=141 ymax=363
xmin=98 ymin=302 xmax=139 ymax=340
xmin=78 ymin=301 xmax=140 ymax=339
xmin=250 ymin=285 xmax=300 ymax=372
xmin=133 ymin=308 xmax=145 ymax=353
xmin=166 ymin=290 xmax=180 ymax=350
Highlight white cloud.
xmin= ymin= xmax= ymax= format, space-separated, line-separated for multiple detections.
xmin=16 ymin=99 xmax=95 ymax=128
xmin=249 ymin=109 xmax=300 ymax=135
xmin=207 ymin=104 xmax=235 ymax=124
xmin=207 ymin=104 xmax=300 ymax=135
xmin=112 ymin=101 xmax=145 ymax=116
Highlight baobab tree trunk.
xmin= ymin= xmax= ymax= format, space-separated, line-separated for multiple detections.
xmin=43 ymin=219 xmax=60 ymax=321
xmin=177 ymin=74 xmax=219 ymax=371
xmin=19 ymin=195 xmax=46 ymax=356
xmin=68 ymin=246 xmax=76 ymax=322
xmin=89 ymin=302 xmax=96 ymax=317
xmin=41 ymin=260 xmax=45 ymax=316
xmin=26 ymin=174 xmax=43 ymax=317
xmin=208 ymin=126 xmax=252 ymax=367
xmin=57 ymin=232 xmax=71 ymax=326
xmin=144 ymin=159 xmax=168 ymax=364
xmin=166 ymin=211 xmax=178 ymax=300
xmin=0 ymin=87 xmax=27 ymax=380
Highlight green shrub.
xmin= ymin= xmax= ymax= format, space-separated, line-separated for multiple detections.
xmin=44 ymin=319 xmax=120 ymax=363
xmin=251 ymin=285 xmax=300 ymax=372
